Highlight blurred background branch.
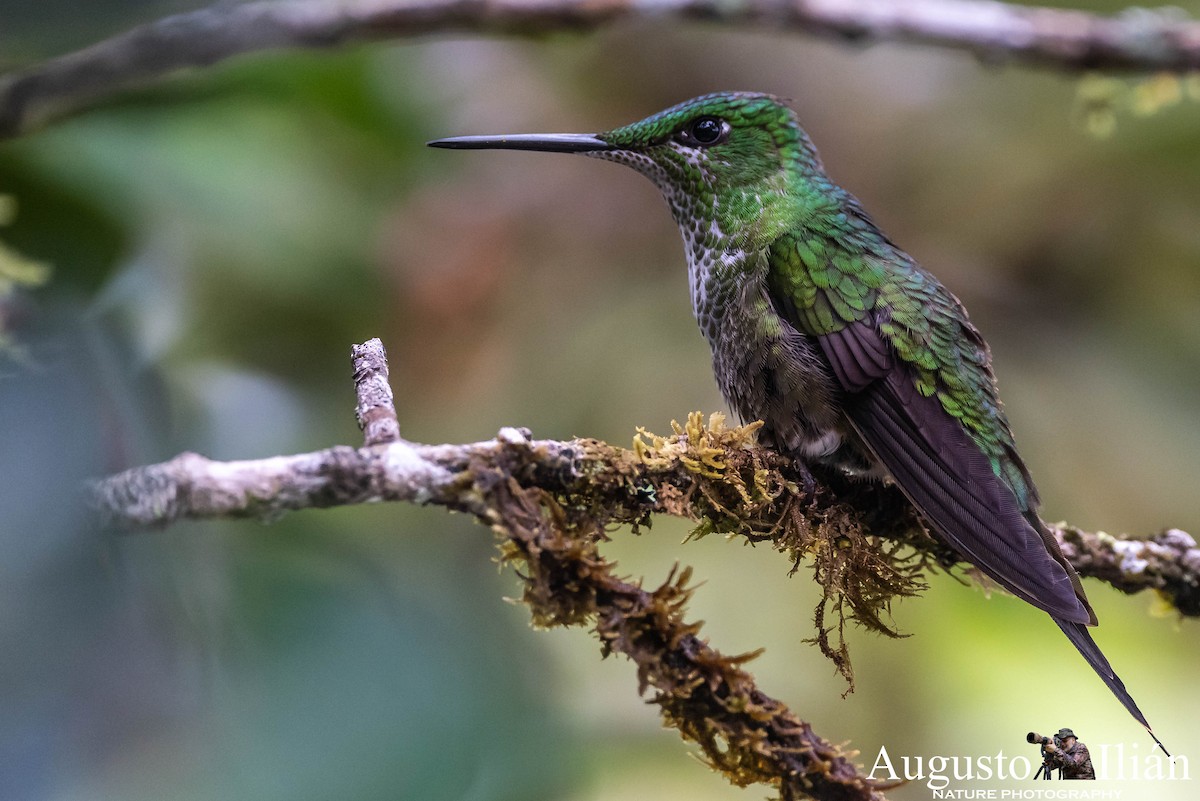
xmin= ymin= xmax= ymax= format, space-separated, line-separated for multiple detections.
xmin=3 ymin=0 xmax=1200 ymax=139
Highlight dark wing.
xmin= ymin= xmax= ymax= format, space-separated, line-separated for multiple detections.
xmin=830 ymin=321 xmax=1089 ymax=623
xmin=831 ymin=316 xmax=1161 ymax=735
xmin=767 ymin=254 xmax=1092 ymax=624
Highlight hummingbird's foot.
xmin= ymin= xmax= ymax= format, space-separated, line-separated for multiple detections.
xmin=787 ymin=456 xmax=820 ymax=500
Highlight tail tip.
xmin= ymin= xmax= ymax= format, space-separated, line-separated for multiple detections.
xmin=1147 ymin=727 xmax=1170 ymax=758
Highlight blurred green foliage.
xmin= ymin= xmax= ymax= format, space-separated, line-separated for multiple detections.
xmin=1 ymin=3 xmax=1199 ymax=800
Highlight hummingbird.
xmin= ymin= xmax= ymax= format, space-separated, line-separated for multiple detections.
xmin=429 ymin=92 xmax=1163 ymax=748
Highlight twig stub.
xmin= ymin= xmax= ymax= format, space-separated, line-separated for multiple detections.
xmin=352 ymin=337 xmax=401 ymax=447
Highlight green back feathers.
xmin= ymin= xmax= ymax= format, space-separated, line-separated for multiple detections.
xmin=768 ymin=218 xmax=1035 ymax=510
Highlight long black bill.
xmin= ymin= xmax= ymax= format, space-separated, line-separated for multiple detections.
xmin=427 ymin=133 xmax=614 ymax=153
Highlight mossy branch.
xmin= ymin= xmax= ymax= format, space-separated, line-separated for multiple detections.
xmin=4 ymin=0 xmax=1200 ymax=139
xmin=87 ymin=338 xmax=1199 ymax=801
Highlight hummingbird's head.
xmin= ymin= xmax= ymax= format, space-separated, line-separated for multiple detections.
xmin=595 ymin=93 xmax=816 ymax=193
xmin=429 ymin=92 xmax=824 ymax=249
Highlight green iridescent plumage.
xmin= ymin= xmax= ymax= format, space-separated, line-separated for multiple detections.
xmin=767 ymin=230 xmax=1037 ymax=508
xmin=428 ymin=91 xmax=1161 ymax=744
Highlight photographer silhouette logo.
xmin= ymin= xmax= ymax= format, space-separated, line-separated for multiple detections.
xmin=1027 ymin=727 xmax=1094 ymax=780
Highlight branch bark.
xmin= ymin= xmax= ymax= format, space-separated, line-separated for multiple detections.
xmin=4 ymin=0 xmax=1200 ymax=139
xmin=87 ymin=416 xmax=1200 ymax=617
xmin=86 ymin=339 xmax=1199 ymax=800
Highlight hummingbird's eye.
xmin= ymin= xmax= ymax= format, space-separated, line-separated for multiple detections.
xmin=676 ymin=116 xmax=728 ymax=147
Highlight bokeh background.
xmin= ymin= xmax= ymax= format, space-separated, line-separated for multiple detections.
xmin=2 ymin=1 xmax=1199 ymax=799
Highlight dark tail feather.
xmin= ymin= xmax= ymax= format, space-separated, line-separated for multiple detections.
xmin=1053 ymin=617 xmax=1170 ymax=756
